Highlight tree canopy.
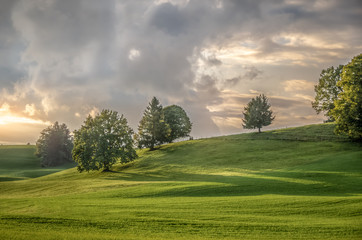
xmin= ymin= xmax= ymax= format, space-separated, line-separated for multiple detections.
xmin=136 ymin=97 xmax=171 ymax=150
xmin=163 ymin=105 xmax=192 ymax=143
xmin=312 ymin=65 xmax=343 ymax=122
xmin=72 ymin=109 xmax=137 ymax=172
xmin=35 ymin=122 xmax=73 ymax=167
xmin=330 ymin=54 xmax=362 ymax=140
xmin=242 ymin=94 xmax=275 ymax=133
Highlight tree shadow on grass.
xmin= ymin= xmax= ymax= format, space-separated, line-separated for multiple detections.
xmin=0 ymin=162 xmax=77 ymax=182
xmin=102 ymin=169 xmax=362 ymax=198
xmin=0 ymin=176 xmax=25 ymax=181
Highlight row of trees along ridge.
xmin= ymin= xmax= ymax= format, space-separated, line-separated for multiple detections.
xmin=35 ymin=53 xmax=361 ymax=172
xmin=36 ymin=97 xmax=193 ymax=171
xmin=35 ymin=95 xmax=274 ymax=171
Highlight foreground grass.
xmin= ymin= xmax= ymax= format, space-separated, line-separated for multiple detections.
xmin=0 ymin=124 xmax=361 ymax=239
xmin=1 ymin=195 xmax=361 ymax=239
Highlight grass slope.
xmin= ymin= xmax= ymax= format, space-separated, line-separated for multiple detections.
xmin=0 ymin=145 xmax=76 ymax=181
xmin=0 ymin=124 xmax=361 ymax=239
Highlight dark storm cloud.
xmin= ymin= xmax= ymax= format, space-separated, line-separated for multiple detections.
xmin=149 ymin=2 xmax=188 ymax=36
xmin=273 ymin=4 xmax=316 ymax=21
xmin=223 ymin=66 xmax=262 ymax=87
xmin=0 ymin=0 xmax=25 ymax=90
xmin=0 ymin=0 xmax=361 ymax=142
xmin=269 ymin=96 xmax=305 ymax=109
xmin=206 ymin=56 xmax=223 ymax=66
xmin=11 ymin=1 xmax=118 ymax=96
xmin=224 ymin=77 xmax=241 ymax=87
xmin=243 ymin=66 xmax=262 ymax=81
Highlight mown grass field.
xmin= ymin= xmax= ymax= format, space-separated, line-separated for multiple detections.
xmin=0 ymin=124 xmax=361 ymax=239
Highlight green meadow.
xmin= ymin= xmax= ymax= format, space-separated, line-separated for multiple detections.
xmin=0 ymin=124 xmax=361 ymax=239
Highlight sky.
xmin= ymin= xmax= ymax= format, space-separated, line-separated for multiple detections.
xmin=0 ymin=0 xmax=361 ymax=144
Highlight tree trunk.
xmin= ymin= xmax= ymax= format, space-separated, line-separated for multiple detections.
xmin=258 ymin=128 xmax=261 ymax=133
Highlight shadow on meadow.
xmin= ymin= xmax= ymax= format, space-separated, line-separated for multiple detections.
xmin=96 ymin=137 xmax=362 ymax=198
xmin=0 ymin=177 xmax=24 ymax=182
xmin=101 ymin=168 xmax=362 ymax=198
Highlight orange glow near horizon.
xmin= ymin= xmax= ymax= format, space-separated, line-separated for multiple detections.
xmin=0 ymin=103 xmax=50 ymax=126
xmin=0 ymin=115 xmax=50 ymax=125
xmin=0 ymin=103 xmax=51 ymax=144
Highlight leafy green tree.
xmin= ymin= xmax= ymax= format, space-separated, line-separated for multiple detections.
xmin=163 ymin=105 xmax=192 ymax=143
xmin=242 ymin=94 xmax=275 ymax=133
xmin=312 ymin=65 xmax=343 ymax=122
xmin=136 ymin=97 xmax=170 ymax=150
xmin=331 ymin=54 xmax=362 ymax=140
xmin=72 ymin=109 xmax=137 ymax=172
xmin=35 ymin=122 xmax=73 ymax=167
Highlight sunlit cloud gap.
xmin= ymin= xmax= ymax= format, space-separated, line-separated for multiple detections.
xmin=0 ymin=103 xmax=50 ymax=126
xmin=0 ymin=115 xmax=50 ymax=125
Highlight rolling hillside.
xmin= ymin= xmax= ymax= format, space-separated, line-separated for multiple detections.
xmin=0 ymin=124 xmax=361 ymax=239
xmin=0 ymin=145 xmax=76 ymax=181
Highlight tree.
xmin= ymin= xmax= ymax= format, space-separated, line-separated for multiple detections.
xmin=35 ymin=122 xmax=73 ymax=167
xmin=330 ymin=54 xmax=362 ymax=140
xmin=72 ymin=109 xmax=137 ymax=172
xmin=242 ymin=94 xmax=275 ymax=133
xmin=312 ymin=65 xmax=343 ymax=122
xmin=163 ymin=105 xmax=192 ymax=143
xmin=136 ymin=97 xmax=170 ymax=150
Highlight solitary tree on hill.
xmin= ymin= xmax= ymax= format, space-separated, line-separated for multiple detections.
xmin=72 ymin=109 xmax=137 ymax=172
xmin=242 ymin=94 xmax=275 ymax=133
xmin=136 ymin=97 xmax=170 ymax=150
xmin=36 ymin=122 xmax=73 ymax=167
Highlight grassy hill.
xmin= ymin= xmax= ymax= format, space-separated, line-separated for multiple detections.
xmin=0 ymin=145 xmax=76 ymax=181
xmin=0 ymin=124 xmax=361 ymax=239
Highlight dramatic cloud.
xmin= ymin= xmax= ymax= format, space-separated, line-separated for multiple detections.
xmin=0 ymin=0 xmax=361 ymax=143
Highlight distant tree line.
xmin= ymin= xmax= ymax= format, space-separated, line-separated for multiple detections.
xmin=35 ymin=97 xmax=192 ymax=171
xmin=35 ymin=93 xmax=274 ymax=171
